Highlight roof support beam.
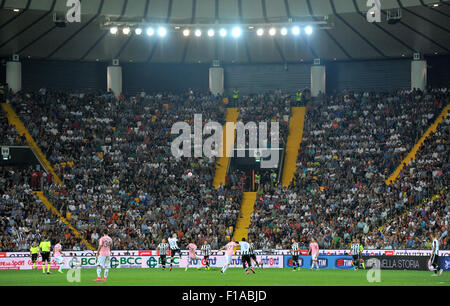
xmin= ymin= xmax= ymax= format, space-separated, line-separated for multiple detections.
xmin=330 ymin=0 xmax=387 ymax=58
xmin=47 ymin=0 xmax=106 ymax=59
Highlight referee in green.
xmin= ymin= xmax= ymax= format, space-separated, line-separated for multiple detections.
xmin=30 ymin=240 xmax=40 ymax=270
xmin=39 ymin=236 xmax=51 ymax=274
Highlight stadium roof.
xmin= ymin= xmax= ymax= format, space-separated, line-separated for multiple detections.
xmin=0 ymin=0 xmax=449 ymax=64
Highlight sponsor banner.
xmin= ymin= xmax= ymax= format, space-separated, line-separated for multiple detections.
xmin=178 ymin=255 xmax=283 ymax=269
xmin=0 ymin=255 xmax=283 ymax=270
xmin=283 ymin=255 xmax=354 ymax=269
xmin=3 ymin=249 xmax=449 ymax=257
xmin=441 ymin=257 xmax=450 ymax=272
xmin=0 ymin=257 xmax=61 ymax=271
xmin=362 ymin=255 xmax=430 ymax=271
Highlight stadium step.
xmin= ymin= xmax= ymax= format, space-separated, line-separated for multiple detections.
xmin=34 ymin=191 xmax=95 ymax=250
xmin=213 ymin=107 xmax=240 ymax=188
xmin=281 ymin=107 xmax=306 ymax=187
xmin=233 ymin=192 xmax=257 ymax=241
xmin=385 ymin=103 xmax=450 ymax=185
xmin=1 ymin=103 xmax=63 ymax=185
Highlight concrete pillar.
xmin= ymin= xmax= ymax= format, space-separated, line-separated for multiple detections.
xmin=209 ymin=67 xmax=224 ymax=96
xmin=311 ymin=65 xmax=325 ymax=97
xmin=411 ymin=60 xmax=426 ymax=91
xmin=6 ymin=61 xmax=22 ymax=93
xmin=107 ymin=65 xmax=122 ymax=97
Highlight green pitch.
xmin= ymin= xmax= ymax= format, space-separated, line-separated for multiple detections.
xmin=0 ymin=268 xmax=448 ymax=286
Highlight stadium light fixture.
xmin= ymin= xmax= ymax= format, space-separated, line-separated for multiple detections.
xmin=194 ymin=29 xmax=202 ymax=37
xmin=280 ymin=27 xmax=288 ymax=36
xmin=292 ymin=26 xmax=300 ymax=36
xmin=122 ymin=27 xmax=131 ymax=35
xmin=305 ymin=26 xmax=313 ymax=35
xmin=231 ymin=27 xmax=242 ymax=38
xmin=207 ymin=29 xmax=215 ymax=37
xmin=219 ymin=28 xmax=227 ymax=37
xmin=110 ymin=26 xmax=118 ymax=35
xmin=157 ymin=26 xmax=167 ymax=37
xmin=256 ymin=28 xmax=264 ymax=36
xmin=183 ymin=29 xmax=190 ymax=36
xmin=268 ymin=27 xmax=276 ymax=36
xmin=135 ymin=28 xmax=142 ymax=35
xmin=146 ymin=27 xmax=155 ymax=36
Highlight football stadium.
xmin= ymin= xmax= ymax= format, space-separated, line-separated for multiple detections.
xmin=0 ymin=0 xmax=449 ymax=293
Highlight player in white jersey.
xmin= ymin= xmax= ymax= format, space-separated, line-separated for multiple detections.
xmin=168 ymin=234 xmax=181 ymax=271
xmin=430 ymin=234 xmax=443 ymax=276
xmin=239 ymin=238 xmax=255 ymax=275
xmin=95 ymin=229 xmax=113 ymax=282
xmin=53 ymin=240 xmax=64 ymax=273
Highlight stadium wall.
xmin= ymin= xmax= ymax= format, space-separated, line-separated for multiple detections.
xmin=0 ymin=60 xmax=5 ymax=85
xmin=427 ymin=55 xmax=450 ymax=89
xmin=122 ymin=63 xmax=209 ymax=96
xmin=326 ymin=58 xmax=411 ymax=93
xmin=15 ymin=56 xmax=449 ymax=95
xmin=223 ymin=63 xmax=311 ymax=94
xmin=22 ymin=60 xmax=107 ymax=91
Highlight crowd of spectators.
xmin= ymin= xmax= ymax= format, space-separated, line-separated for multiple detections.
xmin=6 ymin=89 xmax=240 ymax=250
xmin=1 ymin=87 xmax=448 ymax=252
xmin=249 ymin=88 xmax=449 ymax=250
xmin=0 ymin=108 xmax=26 ymax=146
xmin=0 ymin=166 xmax=83 ymax=251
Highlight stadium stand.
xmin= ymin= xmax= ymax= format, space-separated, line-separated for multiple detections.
xmin=6 ymin=90 xmax=240 ymax=250
xmin=249 ymin=88 xmax=449 ymax=250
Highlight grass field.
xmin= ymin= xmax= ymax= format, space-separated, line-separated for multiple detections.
xmin=0 ymin=268 xmax=448 ymax=286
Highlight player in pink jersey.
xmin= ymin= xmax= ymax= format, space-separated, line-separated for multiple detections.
xmin=308 ymin=238 xmax=320 ymax=270
xmin=95 ymin=229 xmax=113 ymax=281
xmin=185 ymin=242 xmax=198 ymax=271
xmin=53 ymin=241 xmax=64 ymax=273
xmin=220 ymin=239 xmax=238 ymax=274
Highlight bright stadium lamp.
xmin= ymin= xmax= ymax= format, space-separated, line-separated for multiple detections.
xmin=135 ymin=28 xmax=142 ymax=35
xmin=231 ymin=26 xmax=242 ymax=38
xmin=219 ymin=28 xmax=227 ymax=37
xmin=280 ymin=27 xmax=288 ymax=36
xmin=122 ymin=27 xmax=130 ymax=35
xmin=183 ymin=29 xmax=190 ymax=36
xmin=256 ymin=28 xmax=264 ymax=36
xmin=268 ymin=27 xmax=276 ymax=36
xmin=157 ymin=26 xmax=167 ymax=37
xmin=194 ymin=29 xmax=202 ymax=37
xmin=291 ymin=26 xmax=300 ymax=36
xmin=110 ymin=26 xmax=118 ymax=35
xmin=146 ymin=27 xmax=155 ymax=36
xmin=305 ymin=25 xmax=313 ymax=35
xmin=207 ymin=29 xmax=215 ymax=37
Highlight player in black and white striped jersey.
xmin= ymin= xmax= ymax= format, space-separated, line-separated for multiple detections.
xmin=248 ymin=238 xmax=262 ymax=268
xmin=350 ymin=239 xmax=363 ymax=270
xmin=291 ymin=238 xmax=300 ymax=271
xmin=157 ymin=239 xmax=170 ymax=270
xmin=201 ymin=240 xmax=211 ymax=270
xmin=430 ymin=233 xmax=443 ymax=276
xmin=168 ymin=234 xmax=181 ymax=271
xmin=239 ymin=238 xmax=255 ymax=275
